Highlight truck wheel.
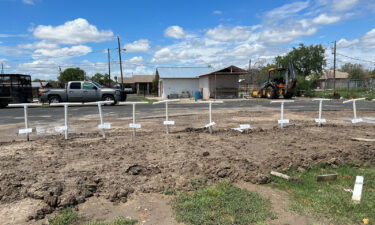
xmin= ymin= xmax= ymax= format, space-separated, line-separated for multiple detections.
xmin=102 ymin=95 xmax=115 ymax=105
xmin=48 ymin=95 xmax=61 ymax=103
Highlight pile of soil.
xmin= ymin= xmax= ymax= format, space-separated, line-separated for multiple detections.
xmin=0 ymin=111 xmax=374 ymax=222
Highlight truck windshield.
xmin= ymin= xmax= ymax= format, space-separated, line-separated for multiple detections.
xmin=92 ymin=81 xmax=104 ymax=88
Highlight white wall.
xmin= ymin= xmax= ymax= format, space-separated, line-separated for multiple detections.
xmin=199 ymin=76 xmax=210 ymax=99
xmin=160 ymin=78 xmax=199 ymax=99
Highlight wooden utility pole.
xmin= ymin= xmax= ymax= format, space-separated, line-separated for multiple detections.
xmin=333 ymin=40 xmax=337 ymax=91
xmin=107 ymin=48 xmax=111 ymax=87
xmin=117 ymin=36 xmax=124 ymax=90
xmin=1 ymin=63 xmax=3 ymax=74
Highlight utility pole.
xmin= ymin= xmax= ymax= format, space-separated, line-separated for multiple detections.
xmin=1 ymin=63 xmax=3 ymax=74
xmin=333 ymin=40 xmax=337 ymax=91
xmin=117 ymin=36 xmax=124 ymax=90
xmin=107 ymin=48 xmax=111 ymax=87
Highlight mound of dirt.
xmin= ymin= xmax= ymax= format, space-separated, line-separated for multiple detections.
xmin=0 ymin=110 xmax=374 ymax=222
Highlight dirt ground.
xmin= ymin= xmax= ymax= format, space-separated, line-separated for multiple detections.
xmin=0 ymin=109 xmax=374 ymax=225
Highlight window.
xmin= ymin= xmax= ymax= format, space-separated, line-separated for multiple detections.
xmin=70 ymin=82 xmax=81 ymax=89
xmin=83 ymin=82 xmax=95 ymax=90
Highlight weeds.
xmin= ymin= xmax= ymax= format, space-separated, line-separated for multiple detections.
xmin=272 ymin=164 xmax=375 ymax=225
xmin=172 ymin=180 xmax=275 ymax=225
xmin=48 ymin=208 xmax=137 ymax=225
xmin=48 ymin=208 xmax=79 ymax=225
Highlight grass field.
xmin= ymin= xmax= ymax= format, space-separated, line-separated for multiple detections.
xmin=272 ymin=164 xmax=375 ymax=225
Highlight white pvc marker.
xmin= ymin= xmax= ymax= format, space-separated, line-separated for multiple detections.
xmin=122 ymin=102 xmax=148 ymax=136
xmin=270 ymin=100 xmax=294 ymax=128
xmin=232 ymin=124 xmax=251 ymax=132
xmin=50 ymin=102 xmax=82 ymax=139
xmin=199 ymin=101 xmax=223 ymax=133
xmin=313 ymin=98 xmax=330 ymax=126
xmin=86 ymin=101 xmax=113 ymax=138
xmin=9 ymin=103 xmax=42 ymax=141
xmin=153 ymin=99 xmax=180 ymax=134
xmin=343 ymin=98 xmax=365 ymax=123
xmin=352 ymin=176 xmax=364 ymax=203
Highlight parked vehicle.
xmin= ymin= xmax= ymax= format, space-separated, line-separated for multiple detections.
xmin=0 ymin=74 xmax=32 ymax=108
xmin=40 ymin=81 xmax=126 ymax=104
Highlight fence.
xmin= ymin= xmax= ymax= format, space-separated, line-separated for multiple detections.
xmin=318 ymin=78 xmax=375 ymax=90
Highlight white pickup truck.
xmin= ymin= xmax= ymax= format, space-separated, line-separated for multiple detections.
xmin=40 ymin=81 xmax=126 ymax=104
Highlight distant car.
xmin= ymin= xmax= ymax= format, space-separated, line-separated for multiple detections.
xmin=40 ymin=81 xmax=126 ymax=104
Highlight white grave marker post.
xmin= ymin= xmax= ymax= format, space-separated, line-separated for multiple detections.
xmin=352 ymin=176 xmax=364 ymax=202
xmin=86 ymin=101 xmax=113 ymax=138
xmin=153 ymin=99 xmax=180 ymax=134
xmin=50 ymin=102 xmax=82 ymax=139
xmin=200 ymin=101 xmax=223 ymax=134
xmin=270 ymin=100 xmax=294 ymax=128
xmin=343 ymin=98 xmax=365 ymax=123
xmin=9 ymin=103 xmax=42 ymax=141
xmin=123 ymin=102 xmax=148 ymax=136
xmin=313 ymin=98 xmax=330 ymax=126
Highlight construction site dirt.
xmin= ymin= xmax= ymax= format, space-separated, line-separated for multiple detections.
xmin=0 ymin=109 xmax=374 ymax=224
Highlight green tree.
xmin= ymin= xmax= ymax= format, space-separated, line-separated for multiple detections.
xmin=151 ymin=72 xmax=159 ymax=94
xmin=57 ymin=68 xmax=85 ymax=83
xmin=90 ymin=73 xmax=112 ymax=85
xmin=275 ymin=43 xmax=326 ymax=77
xmin=340 ymin=63 xmax=367 ymax=79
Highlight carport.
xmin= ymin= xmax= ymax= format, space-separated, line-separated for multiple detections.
xmin=199 ymin=65 xmax=248 ymax=99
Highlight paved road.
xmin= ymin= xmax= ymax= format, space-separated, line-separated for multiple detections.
xmin=1 ymin=99 xmax=374 ymax=125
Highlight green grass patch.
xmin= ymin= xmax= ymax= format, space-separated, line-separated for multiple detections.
xmin=172 ymin=180 xmax=275 ymax=225
xmin=272 ymin=164 xmax=375 ymax=225
xmin=48 ymin=208 xmax=80 ymax=225
xmin=48 ymin=208 xmax=137 ymax=225
xmin=126 ymin=96 xmax=157 ymax=104
xmin=86 ymin=217 xmax=138 ymax=225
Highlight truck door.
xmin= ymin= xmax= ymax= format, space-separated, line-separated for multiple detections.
xmin=82 ymin=82 xmax=98 ymax=102
xmin=68 ymin=82 xmax=82 ymax=102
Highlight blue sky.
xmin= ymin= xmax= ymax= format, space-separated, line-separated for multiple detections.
xmin=0 ymin=0 xmax=375 ymax=80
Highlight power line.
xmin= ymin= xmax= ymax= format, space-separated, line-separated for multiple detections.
xmin=336 ymin=52 xmax=375 ymax=64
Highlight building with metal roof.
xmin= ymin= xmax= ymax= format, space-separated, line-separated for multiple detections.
xmin=157 ymin=65 xmax=247 ymax=99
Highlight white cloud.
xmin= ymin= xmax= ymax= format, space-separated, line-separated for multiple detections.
xmin=213 ymin=10 xmax=222 ymax=15
xmin=124 ymin=39 xmax=150 ymax=52
xmin=260 ymin=26 xmax=317 ymax=45
xmin=265 ymin=1 xmax=309 ymax=21
xmin=18 ymin=40 xmax=59 ymax=49
xmin=332 ymin=0 xmax=358 ymax=11
xmin=22 ymin=0 xmax=35 ymax=5
xmin=361 ymin=28 xmax=375 ymax=48
xmin=152 ymin=48 xmax=173 ymax=63
xmin=312 ymin=14 xmax=341 ymax=24
xmin=127 ymin=56 xmax=144 ymax=65
xmin=33 ymin=18 xmax=114 ymax=44
xmin=337 ymin=38 xmax=359 ymax=48
xmin=205 ymin=25 xmax=256 ymax=42
xmin=33 ymin=45 xmax=92 ymax=58
xmin=164 ymin=26 xmax=186 ymax=39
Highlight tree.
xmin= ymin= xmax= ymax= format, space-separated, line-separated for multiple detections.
xmin=90 ymin=73 xmax=112 ymax=85
xmin=340 ymin=63 xmax=367 ymax=79
xmin=275 ymin=43 xmax=326 ymax=77
xmin=57 ymin=68 xmax=85 ymax=83
xmin=151 ymin=72 xmax=159 ymax=94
